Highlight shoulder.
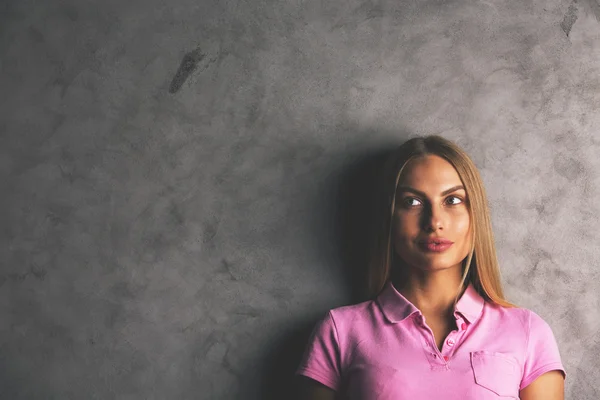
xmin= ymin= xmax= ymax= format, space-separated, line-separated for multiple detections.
xmin=491 ymin=305 xmax=562 ymax=358
xmin=478 ymin=304 xmax=536 ymax=349
xmin=497 ymin=306 xmax=557 ymax=336
xmin=328 ymin=298 xmax=377 ymax=322
xmin=514 ymin=307 xmax=566 ymax=388
xmin=325 ymin=298 xmax=381 ymax=335
xmin=484 ymin=302 xmax=530 ymax=328
xmin=308 ymin=299 xmax=379 ymax=339
xmin=522 ymin=308 xmax=561 ymax=345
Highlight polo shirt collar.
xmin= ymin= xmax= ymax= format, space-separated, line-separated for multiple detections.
xmin=376 ymin=281 xmax=484 ymax=324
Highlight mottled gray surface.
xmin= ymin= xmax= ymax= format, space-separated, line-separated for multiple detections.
xmin=1 ymin=0 xmax=599 ymax=398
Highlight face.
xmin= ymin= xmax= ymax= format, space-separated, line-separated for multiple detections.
xmin=392 ymin=154 xmax=472 ymax=274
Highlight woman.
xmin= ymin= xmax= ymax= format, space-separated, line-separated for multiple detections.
xmin=295 ymin=135 xmax=566 ymax=400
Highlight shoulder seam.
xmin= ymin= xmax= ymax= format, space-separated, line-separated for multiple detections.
xmin=523 ymin=308 xmax=532 ymax=385
xmin=328 ymin=310 xmax=342 ymax=372
xmin=523 ymin=310 xmax=531 ymax=383
xmin=328 ymin=310 xmax=341 ymax=346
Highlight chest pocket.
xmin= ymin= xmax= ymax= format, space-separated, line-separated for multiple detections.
xmin=471 ymin=351 xmax=521 ymax=398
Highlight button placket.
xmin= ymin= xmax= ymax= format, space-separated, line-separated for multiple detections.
xmin=440 ymin=327 xmax=463 ymax=361
xmin=417 ymin=314 xmax=458 ymax=366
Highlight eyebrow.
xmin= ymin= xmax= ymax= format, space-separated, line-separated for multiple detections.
xmin=396 ymin=185 xmax=466 ymax=197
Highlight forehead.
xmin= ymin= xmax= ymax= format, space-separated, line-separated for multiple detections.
xmin=397 ymin=154 xmax=462 ymax=188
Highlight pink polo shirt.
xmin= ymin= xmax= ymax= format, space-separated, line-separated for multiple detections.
xmin=296 ymin=281 xmax=566 ymax=399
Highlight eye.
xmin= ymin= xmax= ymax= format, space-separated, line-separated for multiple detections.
xmin=399 ymin=195 xmax=465 ymax=209
xmin=446 ymin=195 xmax=464 ymax=205
xmin=401 ymin=197 xmax=422 ymax=207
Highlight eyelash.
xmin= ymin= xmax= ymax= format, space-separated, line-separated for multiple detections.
xmin=401 ymin=195 xmax=464 ymax=208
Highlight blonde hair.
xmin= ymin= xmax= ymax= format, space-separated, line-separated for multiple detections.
xmin=366 ymin=135 xmax=518 ymax=308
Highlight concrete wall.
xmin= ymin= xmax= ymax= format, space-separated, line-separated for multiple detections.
xmin=1 ymin=0 xmax=599 ymax=398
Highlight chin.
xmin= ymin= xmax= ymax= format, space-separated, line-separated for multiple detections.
xmin=414 ymin=256 xmax=459 ymax=270
xmin=418 ymin=263 xmax=454 ymax=271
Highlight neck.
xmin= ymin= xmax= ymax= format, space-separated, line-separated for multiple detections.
xmin=391 ymin=263 xmax=466 ymax=318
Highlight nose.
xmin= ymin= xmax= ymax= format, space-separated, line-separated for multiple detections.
xmin=421 ymin=203 xmax=444 ymax=231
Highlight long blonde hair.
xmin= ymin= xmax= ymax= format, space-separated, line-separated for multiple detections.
xmin=366 ymin=135 xmax=518 ymax=308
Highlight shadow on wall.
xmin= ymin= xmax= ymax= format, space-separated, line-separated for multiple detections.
xmin=332 ymin=146 xmax=399 ymax=303
xmin=259 ymin=319 xmax=322 ymax=400
xmin=258 ymin=136 xmax=407 ymax=399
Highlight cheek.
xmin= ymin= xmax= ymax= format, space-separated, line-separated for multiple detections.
xmin=455 ymin=213 xmax=472 ymax=246
xmin=392 ymin=216 xmax=417 ymax=242
xmin=456 ymin=216 xmax=470 ymax=234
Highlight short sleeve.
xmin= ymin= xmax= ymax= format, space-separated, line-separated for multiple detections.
xmin=520 ymin=310 xmax=566 ymax=390
xmin=295 ymin=311 xmax=342 ymax=391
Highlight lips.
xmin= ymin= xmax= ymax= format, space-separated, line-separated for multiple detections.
xmin=419 ymin=238 xmax=454 ymax=252
xmin=420 ymin=238 xmax=453 ymax=245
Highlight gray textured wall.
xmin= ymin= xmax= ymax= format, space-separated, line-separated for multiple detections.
xmin=1 ymin=0 xmax=599 ymax=398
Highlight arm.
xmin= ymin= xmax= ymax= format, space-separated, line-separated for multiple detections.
xmin=519 ymin=310 xmax=566 ymax=399
xmin=295 ymin=376 xmax=336 ymax=400
xmin=519 ymin=370 xmax=564 ymax=400
xmin=295 ymin=311 xmax=343 ymax=398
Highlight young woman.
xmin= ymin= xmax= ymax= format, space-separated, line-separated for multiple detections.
xmin=295 ymin=135 xmax=566 ymax=400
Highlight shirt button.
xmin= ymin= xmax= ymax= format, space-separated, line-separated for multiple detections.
xmin=446 ymin=338 xmax=455 ymax=346
xmin=461 ymin=322 xmax=467 ymax=330
xmin=443 ymin=355 xmax=449 ymax=361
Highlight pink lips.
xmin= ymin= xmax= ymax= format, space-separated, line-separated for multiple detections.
xmin=419 ymin=238 xmax=454 ymax=252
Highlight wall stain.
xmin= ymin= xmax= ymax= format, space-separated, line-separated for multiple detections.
xmin=169 ymin=48 xmax=218 ymax=94
xmin=554 ymin=153 xmax=585 ymax=180
xmin=202 ymin=215 xmax=221 ymax=243
xmin=60 ymin=3 xmax=79 ymax=22
xmin=219 ymin=259 xmax=238 ymax=281
xmin=561 ymin=1 xmax=578 ymax=37
xmin=169 ymin=47 xmax=205 ymax=94
xmin=232 ymin=305 xmax=261 ymax=318
xmin=197 ymin=332 xmax=219 ymax=358
xmin=3 ymin=265 xmax=47 ymax=283
xmin=585 ymin=0 xmax=600 ymax=22
xmin=27 ymin=26 xmax=44 ymax=43
xmin=525 ymin=247 xmax=555 ymax=280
